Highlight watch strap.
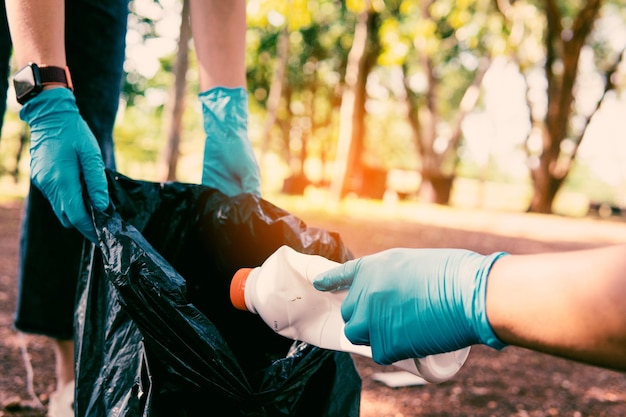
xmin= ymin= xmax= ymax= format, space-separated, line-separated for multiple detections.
xmin=39 ymin=65 xmax=74 ymax=91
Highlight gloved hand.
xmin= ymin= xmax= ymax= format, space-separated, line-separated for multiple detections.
xmin=23 ymin=88 xmax=108 ymax=243
xmin=199 ymin=87 xmax=261 ymax=197
xmin=314 ymin=248 xmax=508 ymax=365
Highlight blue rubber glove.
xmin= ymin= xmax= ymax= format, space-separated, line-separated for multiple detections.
xmin=23 ymin=88 xmax=108 ymax=243
xmin=199 ymin=87 xmax=261 ymax=197
xmin=314 ymin=248 xmax=508 ymax=365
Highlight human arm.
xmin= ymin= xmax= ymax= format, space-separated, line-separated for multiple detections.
xmin=314 ymin=245 xmax=626 ymax=371
xmin=486 ymin=245 xmax=626 ymax=371
xmin=189 ymin=0 xmax=246 ymax=91
xmin=6 ymin=0 xmax=109 ymax=242
xmin=189 ymin=0 xmax=261 ymax=196
xmin=6 ymin=0 xmax=65 ymax=68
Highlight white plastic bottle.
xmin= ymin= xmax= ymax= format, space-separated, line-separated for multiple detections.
xmin=230 ymin=245 xmax=470 ymax=383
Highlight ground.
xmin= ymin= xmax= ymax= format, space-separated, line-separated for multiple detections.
xmin=1 ymin=198 xmax=626 ymax=417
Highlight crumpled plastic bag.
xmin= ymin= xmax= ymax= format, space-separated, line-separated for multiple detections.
xmin=74 ymin=170 xmax=361 ymax=417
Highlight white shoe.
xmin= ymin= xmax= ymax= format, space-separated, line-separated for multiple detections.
xmin=47 ymin=380 xmax=75 ymax=417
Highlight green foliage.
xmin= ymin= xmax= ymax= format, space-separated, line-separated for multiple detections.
xmin=247 ymin=0 xmax=352 ymax=104
xmin=245 ymin=0 xmax=355 ymax=166
xmin=394 ymin=0 xmax=501 ymax=117
xmin=114 ymin=104 xmax=164 ymax=166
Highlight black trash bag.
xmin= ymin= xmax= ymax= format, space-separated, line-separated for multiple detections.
xmin=74 ymin=170 xmax=361 ymax=417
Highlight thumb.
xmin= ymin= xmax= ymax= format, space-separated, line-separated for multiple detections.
xmin=313 ymin=259 xmax=358 ymax=291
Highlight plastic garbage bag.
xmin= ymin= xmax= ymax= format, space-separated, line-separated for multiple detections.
xmin=74 ymin=170 xmax=361 ymax=417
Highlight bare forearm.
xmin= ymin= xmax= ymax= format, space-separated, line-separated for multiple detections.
xmin=6 ymin=0 xmax=66 ymax=67
xmin=189 ymin=0 xmax=247 ymax=90
xmin=486 ymin=245 xmax=626 ymax=370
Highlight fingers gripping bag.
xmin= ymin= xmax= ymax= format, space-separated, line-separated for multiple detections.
xmin=74 ymin=170 xmax=361 ymax=417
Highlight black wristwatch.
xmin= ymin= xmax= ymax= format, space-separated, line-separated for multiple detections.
xmin=13 ymin=62 xmax=73 ymax=105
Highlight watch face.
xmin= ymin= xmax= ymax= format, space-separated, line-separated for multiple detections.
xmin=14 ymin=64 xmax=42 ymax=104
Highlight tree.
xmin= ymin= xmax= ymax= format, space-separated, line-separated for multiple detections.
xmin=499 ymin=0 xmax=625 ymax=213
xmin=390 ymin=0 xmax=498 ymax=204
xmin=247 ymin=0 xmax=351 ymax=192
xmin=158 ymin=0 xmax=191 ymax=181
xmin=329 ymin=1 xmax=382 ymax=200
xmin=260 ymin=24 xmax=289 ymax=161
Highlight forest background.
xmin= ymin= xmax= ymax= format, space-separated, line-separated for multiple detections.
xmin=0 ymin=0 xmax=625 ymax=218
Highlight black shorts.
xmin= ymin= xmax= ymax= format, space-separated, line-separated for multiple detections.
xmin=9 ymin=0 xmax=129 ymax=339
xmin=14 ymin=186 xmax=87 ymax=339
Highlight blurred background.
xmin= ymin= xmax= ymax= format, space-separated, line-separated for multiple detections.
xmin=1 ymin=0 xmax=625 ymax=219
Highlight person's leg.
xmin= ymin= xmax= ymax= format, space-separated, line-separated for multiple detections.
xmin=53 ymin=340 xmax=75 ymax=392
xmin=48 ymin=340 xmax=75 ymax=417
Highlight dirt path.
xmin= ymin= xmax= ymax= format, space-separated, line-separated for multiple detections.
xmin=2 ymin=200 xmax=626 ymax=417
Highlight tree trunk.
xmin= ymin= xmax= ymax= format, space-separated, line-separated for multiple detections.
xmin=260 ymin=24 xmax=290 ymax=159
xmin=158 ymin=0 xmax=191 ymax=182
xmin=330 ymin=6 xmax=380 ymax=201
xmin=329 ymin=8 xmax=369 ymax=201
xmin=403 ymin=52 xmax=489 ymax=205
xmin=419 ymin=171 xmax=455 ymax=205
xmin=525 ymin=0 xmax=603 ymax=213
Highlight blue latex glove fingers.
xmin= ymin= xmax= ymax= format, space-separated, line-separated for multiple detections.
xmin=24 ymin=88 xmax=108 ymax=243
xmin=313 ymin=260 xmax=357 ymax=292
xmin=312 ymin=259 xmax=370 ymax=344
xmin=315 ymin=248 xmax=508 ymax=365
xmin=199 ymin=87 xmax=261 ymax=197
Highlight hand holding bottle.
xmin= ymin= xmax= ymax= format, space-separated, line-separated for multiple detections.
xmin=232 ymin=245 xmax=473 ymax=383
xmin=314 ymin=248 xmax=509 ymax=365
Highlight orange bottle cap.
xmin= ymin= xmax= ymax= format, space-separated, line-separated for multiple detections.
xmin=230 ymin=268 xmax=252 ymax=311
